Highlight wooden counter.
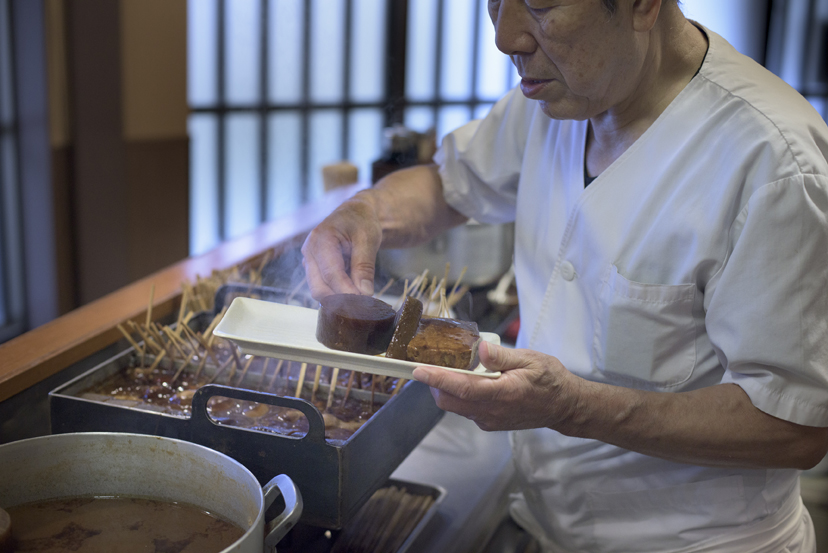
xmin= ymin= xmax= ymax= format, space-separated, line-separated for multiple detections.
xmin=0 ymin=184 xmax=364 ymax=403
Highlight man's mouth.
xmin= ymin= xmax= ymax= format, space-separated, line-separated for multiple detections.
xmin=520 ymin=78 xmax=552 ymax=98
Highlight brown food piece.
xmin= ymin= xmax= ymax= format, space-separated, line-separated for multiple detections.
xmin=406 ymin=318 xmax=481 ymax=370
xmin=386 ymin=296 xmax=424 ymax=360
xmin=316 ymin=294 xmax=396 ymax=355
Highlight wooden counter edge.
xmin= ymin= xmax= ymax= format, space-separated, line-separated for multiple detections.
xmin=0 ymin=183 xmax=366 ymax=403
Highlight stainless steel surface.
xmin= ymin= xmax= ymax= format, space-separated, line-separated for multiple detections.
xmin=0 ymin=432 xmax=302 ymax=553
xmin=49 ymin=348 xmax=444 ymax=529
xmin=379 ymin=221 xmax=515 ymax=288
xmin=392 ymin=480 xmax=447 ymax=553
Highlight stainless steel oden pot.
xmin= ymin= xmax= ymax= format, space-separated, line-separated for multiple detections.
xmin=0 ymin=432 xmax=302 ymax=553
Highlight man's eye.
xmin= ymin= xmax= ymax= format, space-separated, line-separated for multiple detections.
xmin=524 ymin=1 xmax=553 ymax=13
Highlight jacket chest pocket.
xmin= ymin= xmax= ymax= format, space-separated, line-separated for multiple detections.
xmin=592 ymin=264 xmax=698 ymax=388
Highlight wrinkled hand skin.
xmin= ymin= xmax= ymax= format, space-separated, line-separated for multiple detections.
xmin=301 ymin=194 xmax=383 ymax=300
xmin=412 ymin=341 xmax=581 ymax=433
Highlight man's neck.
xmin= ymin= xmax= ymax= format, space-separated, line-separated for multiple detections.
xmin=585 ymin=11 xmax=708 ymax=178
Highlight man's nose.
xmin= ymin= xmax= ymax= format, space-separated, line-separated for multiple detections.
xmin=491 ymin=0 xmax=536 ymax=57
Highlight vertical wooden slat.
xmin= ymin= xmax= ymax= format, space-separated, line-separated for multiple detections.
xmin=216 ymin=0 xmax=227 ymax=240
xmin=384 ymin=0 xmax=408 ymax=127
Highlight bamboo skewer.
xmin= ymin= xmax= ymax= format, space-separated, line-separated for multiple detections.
xmin=208 ymin=357 xmax=234 ymax=383
xmin=166 ymin=327 xmax=200 ymax=364
xmin=183 ymin=324 xmax=222 ymax=369
xmin=182 ymin=311 xmax=195 ymax=327
xmin=343 ymin=370 xmax=356 ymax=402
xmin=145 ymin=284 xmax=155 ymax=329
xmin=294 ymin=362 xmax=308 ymax=398
xmin=449 ymin=266 xmax=468 ymax=298
xmin=372 ymin=489 xmax=414 ymax=553
xmin=128 ymin=321 xmax=162 ymax=357
xmin=237 ymin=355 xmax=256 ymax=387
xmin=408 ymin=269 xmax=428 ymax=300
xmin=192 ymin=351 xmax=210 ymax=380
xmin=268 ymin=359 xmax=285 ymax=391
xmin=116 ymin=324 xmax=144 ymax=357
xmin=375 ymin=278 xmax=395 ymax=298
xmin=392 ymin=279 xmax=410 ymax=310
xmin=227 ymin=345 xmax=244 ymax=382
xmin=286 ymin=276 xmax=308 ymax=304
xmin=370 ymin=375 xmax=377 ymax=413
xmin=447 ymin=284 xmax=469 ymax=308
xmin=257 ymin=357 xmax=271 ymax=390
xmin=147 ymin=351 xmax=167 ymax=372
xmin=156 ymin=324 xmax=189 ymax=362
xmin=311 ymin=364 xmax=322 ymax=403
xmin=148 ymin=324 xmax=177 ymax=362
xmin=175 ymin=288 xmax=188 ymax=336
xmin=257 ymin=250 xmax=273 ymax=274
xmin=392 ymin=495 xmax=434 ymax=552
xmin=326 ymin=367 xmax=340 ymax=410
xmin=203 ymin=307 xmax=228 ymax=340
xmin=171 ymin=358 xmax=191 ymax=385
xmin=443 ymin=261 xmax=450 ymax=284
xmin=164 ymin=328 xmax=198 ymax=384
xmin=423 ymin=277 xmax=436 ymax=314
xmin=392 ymin=379 xmax=407 ymax=396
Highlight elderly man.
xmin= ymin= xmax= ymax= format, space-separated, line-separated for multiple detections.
xmin=302 ymin=0 xmax=828 ymax=550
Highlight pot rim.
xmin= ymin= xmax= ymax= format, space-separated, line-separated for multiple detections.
xmin=0 ymin=432 xmax=268 ymax=552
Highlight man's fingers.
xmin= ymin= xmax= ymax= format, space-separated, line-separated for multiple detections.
xmin=479 ymin=341 xmax=522 ymax=372
xmin=302 ymin=256 xmax=337 ymax=299
xmin=302 ymin=233 xmax=361 ymax=298
xmin=347 ymin=245 xmax=377 ymax=296
xmin=413 ymin=366 xmax=497 ymax=400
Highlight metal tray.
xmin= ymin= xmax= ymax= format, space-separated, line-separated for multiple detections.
xmin=49 ymin=346 xmax=444 ymax=529
xmin=390 ymin=479 xmax=446 ymax=553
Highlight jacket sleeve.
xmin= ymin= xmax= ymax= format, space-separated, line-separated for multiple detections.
xmin=707 ymin=173 xmax=828 ymax=427
xmin=435 ymin=87 xmax=534 ymax=225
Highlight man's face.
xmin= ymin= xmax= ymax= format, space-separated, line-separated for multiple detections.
xmin=488 ymin=0 xmax=643 ymax=121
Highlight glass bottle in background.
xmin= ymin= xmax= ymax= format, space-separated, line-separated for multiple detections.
xmin=370 ymin=125 xmax=421 ymax=184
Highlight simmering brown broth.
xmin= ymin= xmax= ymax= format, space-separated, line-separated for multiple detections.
xmin=6 ymin=496 xmax=245 ymax=553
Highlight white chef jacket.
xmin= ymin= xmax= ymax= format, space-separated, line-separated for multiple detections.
xmin=435 ymin=27 xmax=828 ymax=553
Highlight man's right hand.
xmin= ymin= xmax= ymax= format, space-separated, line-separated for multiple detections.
xmin=301 ymin=193 xmax=383 ymax=300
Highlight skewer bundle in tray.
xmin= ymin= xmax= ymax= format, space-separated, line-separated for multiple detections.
xmin=331 ymin=485 xmax=436 ymax=553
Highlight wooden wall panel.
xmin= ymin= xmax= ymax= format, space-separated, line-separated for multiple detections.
xmin=125 ymin=138 xmax=189 ymax=283
xmin=67 ymin=0 xmax=130 ymax=305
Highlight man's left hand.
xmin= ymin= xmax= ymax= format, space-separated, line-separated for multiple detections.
xmin=412 ymin=341 xmax=580 ymax=432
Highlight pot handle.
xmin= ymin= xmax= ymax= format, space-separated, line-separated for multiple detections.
xmin=263 ymin=474 xmax=303 ymax=552
xmin=190 ymin=384 xmax=327 ymax=444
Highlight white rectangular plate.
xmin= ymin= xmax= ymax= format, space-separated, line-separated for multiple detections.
xmin=213 ymin=297 xmax=501 ymax=379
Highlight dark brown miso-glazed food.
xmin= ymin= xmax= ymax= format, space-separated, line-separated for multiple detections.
xmin=316 ymin=294 xmax=396 ymax=355
xmin=81 ymin=358 xmax=397 ymax=445
xmin=385 ymin=296 xmax=424 ymax=360
xmin=406 ymin=318 xmax=482 ymax=370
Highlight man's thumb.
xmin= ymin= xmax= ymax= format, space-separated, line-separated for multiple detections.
xmin=480 ymin=341 xmax=512 ymax=372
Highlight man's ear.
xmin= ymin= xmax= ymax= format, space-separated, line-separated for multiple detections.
xmin=631 ymin=0 xmax=662 ymax=32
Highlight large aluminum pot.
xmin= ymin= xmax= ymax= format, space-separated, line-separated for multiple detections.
xmin=379 ymin=221 xmax=514 ymax=288
xmin=0 ymin=432 xmax=302 ymax=553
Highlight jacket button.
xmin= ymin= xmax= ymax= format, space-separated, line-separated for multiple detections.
xmin=560 ymin=261 xmax=575 ymax=281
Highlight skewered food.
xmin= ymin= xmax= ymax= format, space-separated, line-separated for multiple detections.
xmin=385 ymin=296 xmax=424 ymax=360
xmin=82 ymin=357 xmax=389 ymax=445
xmin=316 ymin=294 xmax=396 ymax=355
xmin=406 ymin=318 xmax=481 ymax=370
